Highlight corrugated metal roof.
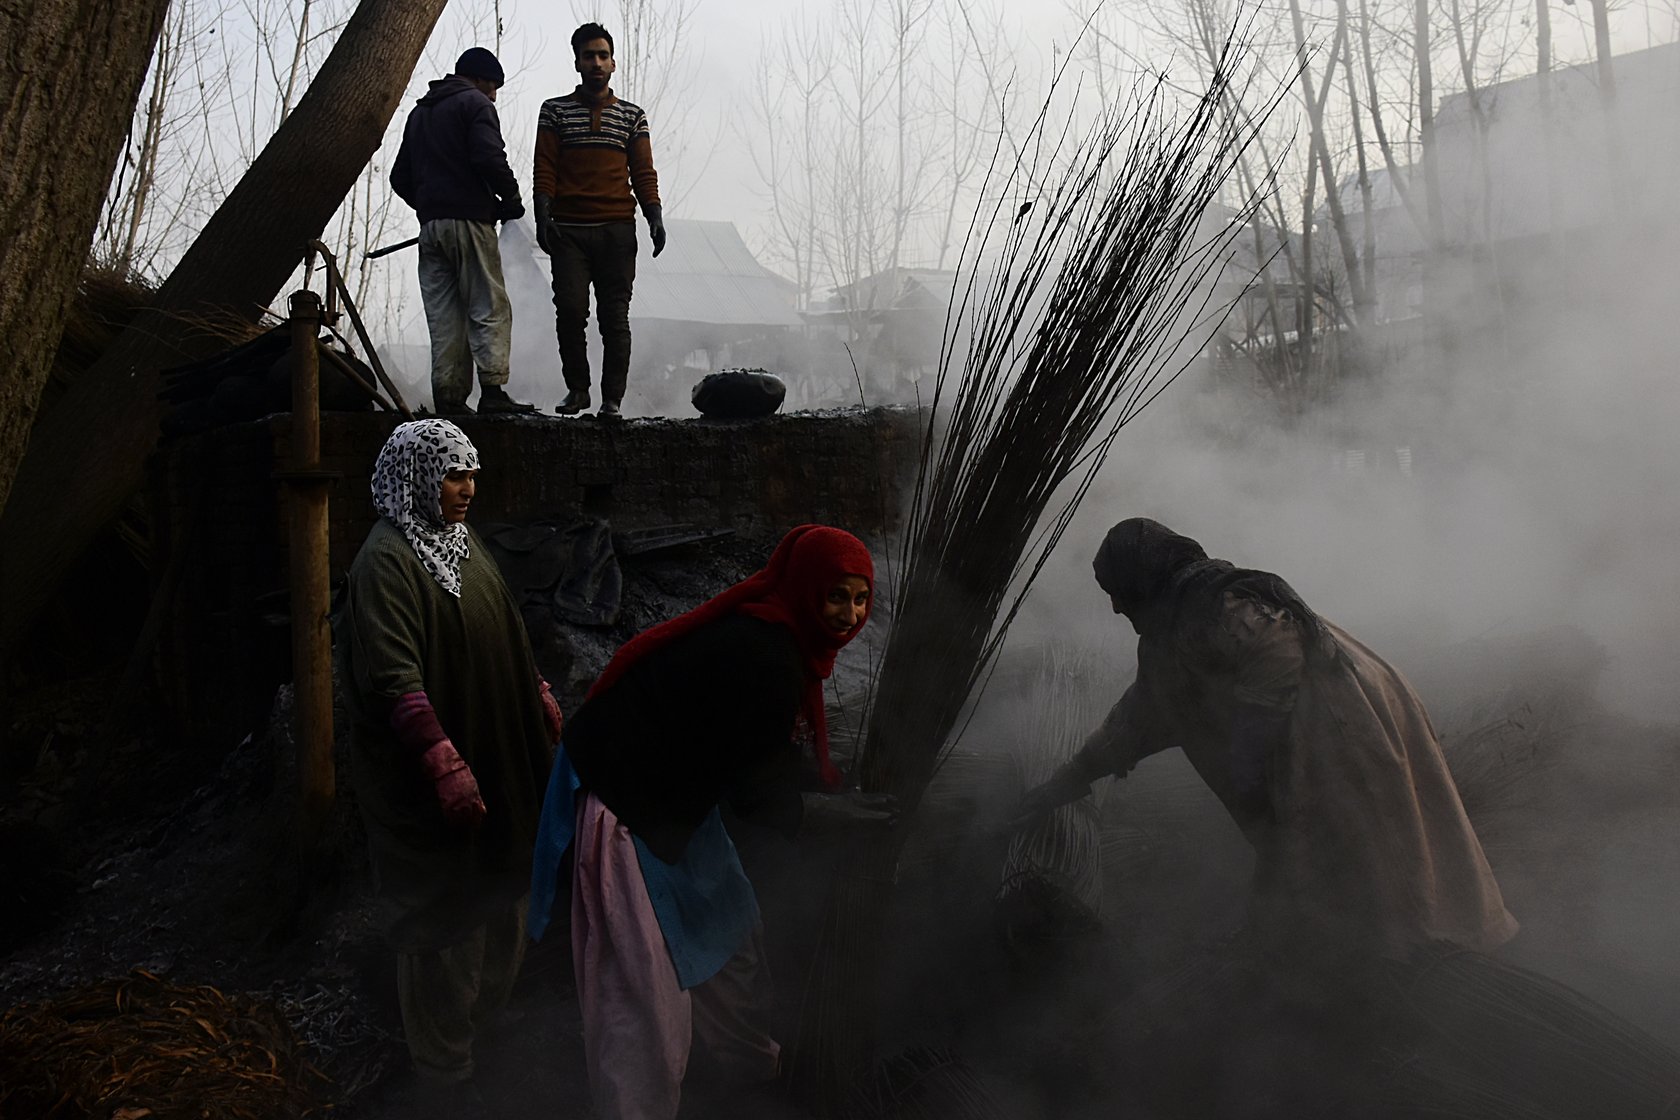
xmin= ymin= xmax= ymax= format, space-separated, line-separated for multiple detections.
xmin=633 ymin=219 xmax=804 ymax=328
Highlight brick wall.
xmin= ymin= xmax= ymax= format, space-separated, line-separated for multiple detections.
xmin=152 ymin=408 xmax=920 ymax=748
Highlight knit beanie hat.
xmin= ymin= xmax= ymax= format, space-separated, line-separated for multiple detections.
xmin=454 ymin=47 xmax=505 ymax=87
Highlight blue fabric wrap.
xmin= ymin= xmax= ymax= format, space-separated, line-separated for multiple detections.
xmin=527 ymin=744 xmax=582 ymax=943
xmin=634 ymin=808 xmax=760 ymax=990
xmin=526 ymin=743 xmax=760 ymax=991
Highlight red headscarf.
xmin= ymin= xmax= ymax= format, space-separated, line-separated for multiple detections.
xmin=586 ymin=525 xmax=874 ymax=789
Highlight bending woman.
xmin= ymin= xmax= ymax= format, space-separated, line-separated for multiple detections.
xmin=528 ymin=524 xmax=891 ymax=1120
xmin=1016 ymin=518 xmax=1517 ymax=962
xmin=337 ymin=419 xmax=560 ymax=1092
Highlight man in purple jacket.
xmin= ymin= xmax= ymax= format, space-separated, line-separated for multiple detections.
xmin=392 ymin=48 xmax=535 ymax=416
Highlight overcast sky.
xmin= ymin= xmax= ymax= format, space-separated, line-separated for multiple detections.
xmin=465 ymin=0 xmax=1672 ymax=233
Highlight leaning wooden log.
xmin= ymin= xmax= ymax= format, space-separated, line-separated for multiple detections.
xmin=0 ymin=0 xmax=451 ymax=657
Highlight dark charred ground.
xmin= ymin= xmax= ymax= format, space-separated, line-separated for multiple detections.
xmin=0 ymin=531 xmax=826 ymax=1118
xmin=4 ymin=534 xmax=1679 ymax=1120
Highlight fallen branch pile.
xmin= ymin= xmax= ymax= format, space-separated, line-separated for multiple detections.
xmin=0 ymin=971 xmax=331 ymax=1119
xmin=848 ymin=1047 xmax=1012 ymax=1120
xmin=1384 ymin=949 xmax=1680 ymax=1120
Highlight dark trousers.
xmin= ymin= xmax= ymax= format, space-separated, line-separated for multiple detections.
xmin=396 ymin=896 xmax=528 ymax=1082
xmin=549 ymin=221 xmax=637 ymax=402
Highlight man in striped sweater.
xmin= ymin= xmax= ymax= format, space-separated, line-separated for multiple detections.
xmin=533 ymin=23 xmax=666 ymax=419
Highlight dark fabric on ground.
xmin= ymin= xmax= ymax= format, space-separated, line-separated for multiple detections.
xmin=691 ymin=370 xmax=787 ymax=419
xmin=479 ymin=518 xmax=622 ymax=627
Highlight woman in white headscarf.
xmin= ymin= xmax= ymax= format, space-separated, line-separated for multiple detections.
xmin=337 ymin=419 xmax=560 ymax=1097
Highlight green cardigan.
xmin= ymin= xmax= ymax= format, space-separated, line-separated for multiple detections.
xmin=337 ymin=518 xmax=552 ymax=951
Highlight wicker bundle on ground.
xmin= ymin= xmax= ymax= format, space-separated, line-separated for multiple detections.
xmin=848 ymin=1047 xmax=1012 ymax=1120
xmin=996 ymin=797 xmax=1105 ymax=957
xmin=996 ymin=646 xmax=1108 ymax=957
xmin=1381 ymin=949 xmax=1680 ymax=1120
xmin=0 ymin=971 xmax=331 ymax=1119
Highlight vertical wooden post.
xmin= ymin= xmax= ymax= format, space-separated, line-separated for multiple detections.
xmin=286 ymin=289 xmax=335 ymax=850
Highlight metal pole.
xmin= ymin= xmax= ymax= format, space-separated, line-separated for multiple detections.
xmin=285 ymin=289 xmax=335 ymax=852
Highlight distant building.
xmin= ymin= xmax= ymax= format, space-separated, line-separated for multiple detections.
xmin=1434 ymin=39 xmax=1680 ymax=248
xmin=1296 ymin=41 xmax=1679 ymax=332
xmin=1423 ymin=40 xmax=1680 ymax=316
xmin=807 ymin=266 xmax=958 ymax=402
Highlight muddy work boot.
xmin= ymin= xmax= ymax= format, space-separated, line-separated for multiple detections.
xmin=597 ymin=399 xmax=622 ymax=420
xmin=433 ymin=399 xmax=474 ymax=417
xmin=476 ymin=384 xmax=536 ymax=415
xmin=555 ymin=388 xmax=591 ymax=416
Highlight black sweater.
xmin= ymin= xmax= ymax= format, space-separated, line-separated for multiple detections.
xmin=391 ymin=77 xmax=521 ymax=224
xmin=564 ymin=614 xmax=808 ymax=863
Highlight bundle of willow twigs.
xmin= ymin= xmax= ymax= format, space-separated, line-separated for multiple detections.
xmin=855 ymin=36 xmax=1282 ymax=807
xmin=1386 ymin=949 xmax=1680 ymax=1120
xmin=848 ymin=1047 xmax=1012 ymax=1120
xmin=0 ymin=971 xmax=331 ymax=1120
xmin=789 ymin=17 xmax=1289 ymax=1105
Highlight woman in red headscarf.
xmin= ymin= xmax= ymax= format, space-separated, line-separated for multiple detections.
xmin=528 ymin=524 xmax=892 ymax=1120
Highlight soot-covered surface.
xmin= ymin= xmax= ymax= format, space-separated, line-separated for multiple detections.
xmin=3 ymin=576 xmax=1677 ymax=1119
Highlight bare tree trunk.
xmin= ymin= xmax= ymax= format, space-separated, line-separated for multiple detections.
xmin=1445 ymin=0 xmax=1513 ymax=357
xmin=1300 ymin=133 xmax=1319 ymax=360
xmin=116 ymin=8 xmax=180 ymax=274
xmin=1588 ymin=0 xmax=1627 ymax=211
xmin=1414 ymin=0 xmax=1446 ymax=249
xmin=1589 ymin=0 xmax=1618 ymax=101
xmin=1358 ymin=0 xmax=1428 ymax=237
xmin=1338 ymin=0 xmax=1378 ymax=312
xmin=0 ymin=0 xmax=171 ymax=517
xmin=1286 ymin=0 xmax=1369 ymax=322
xmin=0 ymin=0 xmax=449 ymax=655
xmin=1535 ymin=0 xmax=1562 ymax=238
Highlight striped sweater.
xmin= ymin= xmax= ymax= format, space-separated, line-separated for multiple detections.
xmin=533 ymin=87 xmax=661 ymax=224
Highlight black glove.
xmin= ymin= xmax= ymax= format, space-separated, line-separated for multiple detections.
xmin=496 ymin=196 xmax=525 ymax=222
xmin=800 ymin=789 xmax=897 ymax=831
xmin=645 ymin=204 xmax=666 ymax=258
xmin=1006 ymin=766 xmax=1091 ymax=832
xmin=533 ymin=194 xmax=554 ymax=254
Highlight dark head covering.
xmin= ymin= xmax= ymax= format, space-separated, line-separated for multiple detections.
xmin=1093 ymin=518 xmax=1208 ymax=621
xmin=454 ymin=47 xmax=505 ymax=87
xmin=586 ymin=525 xmax=874 ymax=788
xmin=1095 ymin=517 xmax=1338 ymax=655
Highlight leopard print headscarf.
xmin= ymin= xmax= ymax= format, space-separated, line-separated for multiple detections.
xmin=370 ymin=420 xmax=480 ymax=596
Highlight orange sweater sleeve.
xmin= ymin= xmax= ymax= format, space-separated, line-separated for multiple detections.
xmin=628 ymin=132 xmax=660 ymax=212
xmin=533 ymin=129 xmax=562 ymax=199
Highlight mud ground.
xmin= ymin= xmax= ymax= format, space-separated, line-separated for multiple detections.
xmin=3 ymin=545 xmax=1678 ymax=1119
